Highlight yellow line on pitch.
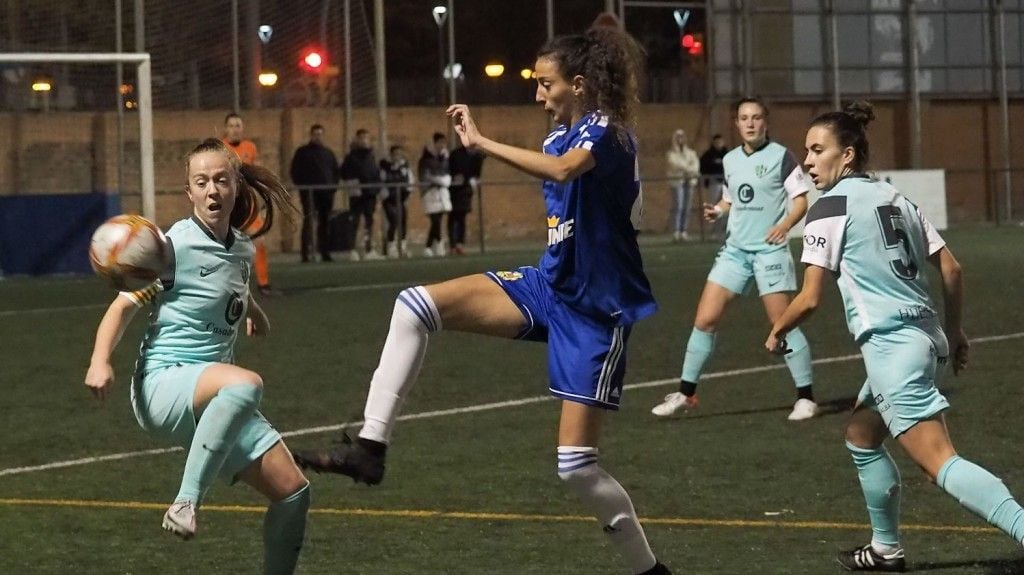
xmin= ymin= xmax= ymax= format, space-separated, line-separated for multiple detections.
xmin=0 ymin=497 xmax=999 ymax=535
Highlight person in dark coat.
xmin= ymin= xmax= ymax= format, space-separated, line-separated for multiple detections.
xmin=290 ymin=124 xmax=339 ymax=262
xmin=340 ymin=129 xmax=383 ymax=260
xmin=447 ymin=143 xmax=485 ymax=255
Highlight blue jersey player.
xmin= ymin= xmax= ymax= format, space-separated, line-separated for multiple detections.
xmin=768 ymin=102 xmax=1024 ymax=571
xmin=653 ymin=98 xmax=818 ymax=421
xmin=85 ymin=139 xmax=309 ymax=574
xmin=294 ymin=23 xmax=670 ymax=575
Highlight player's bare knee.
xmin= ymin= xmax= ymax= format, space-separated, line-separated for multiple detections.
xmin=693 ymin=315 xmax=719 ymax=332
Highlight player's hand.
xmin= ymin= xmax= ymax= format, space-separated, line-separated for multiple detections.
xmin=85 ymin=362 xmax=114 ymax=402
xmin=765 ymin=224 xmax=790 ymax=245
xmin=765 ymin=332 xmax=790 ymax=355
xmin=703 ymin=203 xmax=722 ymax=221
xmin=247 ymin=307 xmax=270 ymax=338
xmin=946 ymin=328 xmax=969 ymax=375
xmin=446 ymin=104 xmax=482 ymax=149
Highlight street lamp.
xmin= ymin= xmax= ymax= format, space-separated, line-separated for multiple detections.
xmin=258 ymin=71 xmax=279 ymax=87
xmin=432 ymin=5 xmax=448 ymax=105
xmin=484 ymin=63 xmax=505 ymax=78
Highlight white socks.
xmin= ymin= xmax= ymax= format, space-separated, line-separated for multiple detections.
xmin=359 ymin=287 xmax=441 ymax=444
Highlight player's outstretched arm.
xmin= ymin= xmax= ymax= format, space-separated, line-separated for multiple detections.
xmin=446 ymin=104 xmax=595 ymax=183
xmin=765 ymin=264 xmax=829 ymax=354
xmin=85 ymin=296 xmax=140 ymax=402
xmin=929 ymin=246 xmax=968 ymax=374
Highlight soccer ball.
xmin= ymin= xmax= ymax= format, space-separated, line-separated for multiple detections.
xmin=89 ymin=214 xmax=170 ymax=291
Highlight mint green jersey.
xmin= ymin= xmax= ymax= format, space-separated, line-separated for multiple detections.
xmin=801 ymin=176 xmax=946 ymax=341
xmin=722 ymin=141 xmax=810 ymax=251
xmin=121 ymin=217 xmax=254 ymax=372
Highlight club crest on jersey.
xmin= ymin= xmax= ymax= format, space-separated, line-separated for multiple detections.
xmin=737 ymin=183 xmax=755 ymax=204
xmin=495 ymin=270 xmax=524 ymax=281
xmin=547 ymin=215 xmax=575 ymax=247
xmin=240 ymin=262 xmax=251 ymax=284
xmin=755 ymin=164 xmax=768 ymax=178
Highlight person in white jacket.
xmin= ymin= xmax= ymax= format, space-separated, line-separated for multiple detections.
xmin=665 ymin=129 xmax=700 ymax=241
xmin=418 ymin=132 xmax=452 ymax=257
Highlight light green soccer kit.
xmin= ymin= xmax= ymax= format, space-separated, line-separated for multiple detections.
xmin=708 ymin=140 xmax=810 ymax=295
xmin=124 ymin=216 xmax=279 ymax=479
xmin=801 ymin=175 xmax=949 ymax=436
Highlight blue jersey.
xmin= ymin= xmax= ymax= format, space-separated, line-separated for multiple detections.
xmin=539 ymin=111 xmax=657 ymax=326
xmin=722 ymin=141 xmax=810 ymax=251
xmin=801 ymin=176 xmax=946 ymax=340
xmin=122 ymin=216 xmax=255 ymax=372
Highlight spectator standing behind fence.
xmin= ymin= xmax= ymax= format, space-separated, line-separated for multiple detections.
xmin=340 ymin=129 xmax=384 ymax=261
xmin=418 ymin=132 xmax=452 ymax=257
xmin=380 ymin=144 xmax=414 ymax=258
xmin=666 ymin=129 xmax=700 ymax=241
xmin=700 ymin=133 xmax=728 ymax=240
xmin=448 ymin=142 xmax=485 ymax=256
xmin=222 ymin=113 xmax=275 ymax=295
xmin=290 ymin=124 xmax=339 ymax=263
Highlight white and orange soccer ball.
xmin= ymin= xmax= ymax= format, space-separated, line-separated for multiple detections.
xmin=89 ymin=214 xmax=170 ymax=291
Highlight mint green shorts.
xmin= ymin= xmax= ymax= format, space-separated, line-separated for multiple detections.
xmin=856 ymin=322 xmax=951 ymax=438
xmin=707 ymin=244 xmax=797 ymax=296
xmin=130 ymin=362 xmax=281 ymax=483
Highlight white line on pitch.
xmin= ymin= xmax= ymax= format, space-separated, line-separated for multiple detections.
xmin=2 ymin=331 xmax=1020 ymax=478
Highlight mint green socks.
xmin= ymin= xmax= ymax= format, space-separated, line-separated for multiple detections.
xmin=175 ymin=383 xmax=262 ymax=504
xmin=847 ymin=442 xmax=902 ymax=547
xmin=264 ymin=482 xmax=311 ymax=574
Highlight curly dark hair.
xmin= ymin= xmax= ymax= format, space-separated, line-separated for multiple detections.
xmin=185 ymin=138 xmax=296 ymax=239
xmin=809 ymin=101 xmax=876 ymax=173
xmin=537 ymin=25 xmax=645 ymax=135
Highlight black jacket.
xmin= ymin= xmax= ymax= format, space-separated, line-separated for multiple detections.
xmin=340 ymin=146 xmax=381 ymax=196
xmin=448 ymin=145 xmax=484 ymax=213
xmin=699 ymin=145 xmax=727 ymax=178
xmin=380 ymin=157 xmax=412 ymax=204
xmin=290 ymin=141 xmax=339 ymax=192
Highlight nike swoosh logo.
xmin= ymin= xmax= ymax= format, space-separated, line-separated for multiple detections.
xmin=768 ymin=281 xmax=781 ymax=287
xmin=199 ymin=264 xmax=223 ymax=277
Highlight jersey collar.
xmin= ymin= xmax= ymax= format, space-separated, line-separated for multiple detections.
xmin=190 ymin=215 xmax=236 ymax=249
xmin=741 ymin=138 xmax=771 ymax=157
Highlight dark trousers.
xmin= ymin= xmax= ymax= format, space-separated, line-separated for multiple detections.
xmin=348 ymin=194 xmax=377 ymax=252
xmin=426 ymin=213 xmax=444 ymax=247
xmin=383 ymin=200 xmax=408 ymax=242
xmin=300 ymin=189 xmax=335 ymax=260
xmin=447 ymin=209 xmax=468 ymax=246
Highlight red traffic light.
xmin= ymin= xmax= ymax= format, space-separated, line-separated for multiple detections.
xmin=300 ymin=49 xmax=325 ymax=72
xmin=680 ymin=34 xmax=704 ymax=56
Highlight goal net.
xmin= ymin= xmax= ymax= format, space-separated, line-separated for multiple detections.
xmin=0 ymin=53 xmax=153 ymax=276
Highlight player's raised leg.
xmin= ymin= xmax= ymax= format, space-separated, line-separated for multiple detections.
xmin=164 ymin=363 xmax=265 ymax=539
xmin=293 ymin=274 xmax=526 ymax=482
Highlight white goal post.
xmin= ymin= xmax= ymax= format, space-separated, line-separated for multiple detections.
xmin=0 ymin=52 xmax=155 ymax=219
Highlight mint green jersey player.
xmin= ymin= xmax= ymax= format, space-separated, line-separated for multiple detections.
xmin=123 ymin=216 xmax=255 ymax=372
xmin=722 ymin=140 xmax=810 ymax=252
xmin=801 ymin=175 xmax=946 ymax=341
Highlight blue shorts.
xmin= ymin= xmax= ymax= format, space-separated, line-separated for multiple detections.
xmin=486 ymin=267 xmax=629 ymax=410
xmin=707 ymin=244 xmax=797 ymax=296
xmin=130 ymin=362 xmax=281 ymax=483
xmin=856 ymin=322 xmax=951 ymax=437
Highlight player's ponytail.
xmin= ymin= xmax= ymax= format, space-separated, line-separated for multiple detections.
xmin=810 ymin=100 xmax=874 ymax=173
xmin=185 ymin=138 xmax=296 ymax=239
xmin=235 ymin=162 xmax=295 ymax=238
